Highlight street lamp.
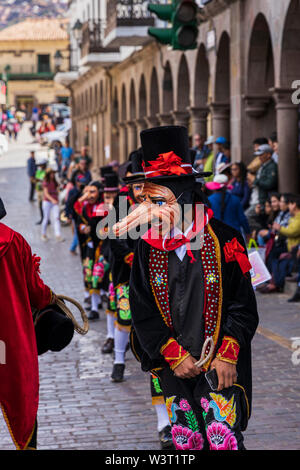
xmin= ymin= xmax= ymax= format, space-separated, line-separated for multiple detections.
xmin=72 ymin=19 xmax=83 ymax=44
xmin=54 ymin=50 xmax=63 ymax=72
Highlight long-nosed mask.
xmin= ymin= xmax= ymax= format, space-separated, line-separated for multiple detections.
xmin=113 ymin=182 xmax=182 ymax=238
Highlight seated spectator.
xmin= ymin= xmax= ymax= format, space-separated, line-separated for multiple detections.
xmin=206 ymin=174 xmax=250 ymax=236
xmin=288 ymin=244 xmax=300 ymax=302
xmin=245 ymin=144 xmax=278 ymax=232
xmin=261 ymin=194 xmax=300 ymax=294
xmin=230 ymin=162 xmax=251 ymax=209
xmin=257 ymin=193 xmax=281 ymax=245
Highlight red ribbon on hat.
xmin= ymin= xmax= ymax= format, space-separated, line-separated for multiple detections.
xmin=143 ymin=151 xmax=192 ymax=177
xmin=223 ymin=238 xmax=252 ymax=274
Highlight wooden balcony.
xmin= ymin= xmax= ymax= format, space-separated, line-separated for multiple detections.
xmin=80 ymin=20 xmax=120 ymax=67
xmin=104 ymin=0 xmax=158 ymax=48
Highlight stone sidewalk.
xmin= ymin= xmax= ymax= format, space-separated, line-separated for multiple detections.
xmin=0 ymin=130 xmax=299 ymax=450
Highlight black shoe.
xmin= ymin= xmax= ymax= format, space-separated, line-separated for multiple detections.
xmin=35 ymin=220 xmax=42 ymax=225
xmin=101 ymin=338 xmax=114 ymax=354
xmin=288 ymin=287 xmax=300 ymax=303
xmin=158 ymin=425 xmax=174 ymax=450
xmin=111 ymin=363 xmax=125 ymax=382
xmin=88 ymin=310 xmax=99 ymax=320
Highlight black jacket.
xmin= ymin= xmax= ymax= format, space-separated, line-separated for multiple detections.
xmin=129 ymin=218 xmax=258 ymax=420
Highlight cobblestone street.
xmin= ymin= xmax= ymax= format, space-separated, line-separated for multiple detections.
xmin=0 ymin=129 xmax=299 ymax=450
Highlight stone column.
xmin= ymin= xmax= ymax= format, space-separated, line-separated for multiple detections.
xmin=145 ymin=116 xmax=160 ymax=129
xmin=210 ymin=102 xmax=230 ymax=141
xmin=118 ymin=122 xmax=127 ymax=163
xmin=136 ymin=118 xmax=147 ymax=145
xmin=157 ymin=113 xmax=174 ymax=126
xmin=272 ymin=88 xmax=300 ymax=193
xmin=172 ymin=111 xmax=190 ymax=128
xmin=126 ymin=120 xmax=137 ymax=154
xmin=188 ymin=107 xmax=209 ymax=143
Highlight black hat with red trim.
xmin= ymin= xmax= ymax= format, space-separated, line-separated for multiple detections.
xmin=103 ymin=173 xmax=119 ymax=192
xmin=123 ymin=126 xmax=211 ymax=185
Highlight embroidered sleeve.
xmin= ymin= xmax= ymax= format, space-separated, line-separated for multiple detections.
xmin=216 ymin=336 xmax=240 ymax=365
xmin=124 ymin=252 xmax=134 ymax=267
xmin=160 ymin=338 xmax=190 ymax=371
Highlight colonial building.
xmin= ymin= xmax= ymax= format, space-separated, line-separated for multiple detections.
xmin=0 ymin=18 xmax=71 ymax=113
xmin=63 ymin=0 xmax=300 ymax=193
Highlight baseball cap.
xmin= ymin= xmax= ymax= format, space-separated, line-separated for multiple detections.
xmin=205 ymin=136 xmax=214 ymax=145
xmin=205 ymin=174 xmax=230 ymax=191
xmin=254 ymin=144 xmax=273 ymax=156
xmin=215 ymin=137 xmax=227 ymax=145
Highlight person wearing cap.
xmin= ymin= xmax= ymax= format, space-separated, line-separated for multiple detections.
xmin=214 ymin=136 xmax=229 ymax=174
xmin=246 ymin=144 xmax=278 ymax=232
xmin=35 ymin=159 xmax=48 ymax=225
xmin=206 ymin=175 xmax=250 ymax=235
xmin=113 ymin=126 xmax=258 ymax=450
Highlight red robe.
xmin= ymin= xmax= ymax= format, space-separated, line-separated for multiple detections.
xmin=0 ymin=223 xmax=52 ymax=449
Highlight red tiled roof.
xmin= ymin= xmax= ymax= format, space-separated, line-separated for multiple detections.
xmin=0 ymin=18 xmax=69 ymax=41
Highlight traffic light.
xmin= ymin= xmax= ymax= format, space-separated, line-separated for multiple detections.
xmin=148 ymin=0 xmax=199 ymax=51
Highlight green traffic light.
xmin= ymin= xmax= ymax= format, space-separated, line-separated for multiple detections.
xmin=148 ymin=0 xmax=199 ymax=51
xmin=148 ymin=27 xmax=173 ymax=45
xmin=147 ymin=4 xmax=174 ymax=22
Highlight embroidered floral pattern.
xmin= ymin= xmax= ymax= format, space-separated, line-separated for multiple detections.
xmin=179 ymin=399 xmax=191 ymax=412
xmin=206 ymin=422 xmax=238 ymax=450
xmin=116 ymin=284 xmax=131 ymax=321
xmin=201 ymin=398 xmax=210 ymax=413
xmin=172 ymin=425 xmax=204 ymax=450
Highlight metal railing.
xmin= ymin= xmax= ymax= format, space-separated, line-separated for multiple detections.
xmin=106 ymin=0 xmax=158 ymax=36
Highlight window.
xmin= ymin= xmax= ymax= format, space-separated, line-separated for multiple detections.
xmin=38 ymin=55 xmax=51 ymax=74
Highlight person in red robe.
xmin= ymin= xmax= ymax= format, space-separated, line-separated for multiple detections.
xmin=0 ymin=198 xmax=55 ymax=450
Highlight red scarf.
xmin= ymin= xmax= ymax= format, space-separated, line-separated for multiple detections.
xmin=142 ymin=205 xmax=214 ymax=263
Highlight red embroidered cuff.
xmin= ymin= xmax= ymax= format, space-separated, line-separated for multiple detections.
xmin=124 ymin=252 xmax=134 ymax=267
xmin=160 ymin=338 xmax=190 ymax=370
xmin=216 ymin=336 xmax=240 ymax=364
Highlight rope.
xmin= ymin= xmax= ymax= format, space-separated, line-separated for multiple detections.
xmin=194 ymin=337 xmax=215 ymax=369
xmin=55 ymin=295 xmax=89 ymax=335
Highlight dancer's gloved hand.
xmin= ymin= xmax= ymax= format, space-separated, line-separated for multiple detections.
xmin=210 ymin=358 xmax=237 ymax=391
xmin=173 ymin=356 xmax=202 ymax=379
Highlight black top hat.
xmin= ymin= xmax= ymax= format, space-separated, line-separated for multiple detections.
xmin=100 ymin=165 xmax=114 ymax=178
xmin=34 ymin=304 xmax=74 ymax=355
xmin=122 ymin=148 xmax=144 ymax=183
xmin=103 ymin=172 xmax=119 ymax=192
xmin=118 ymin=161 xmax=132 ymax=180
xmin=124 ymin=126 xmax=211 ymax=184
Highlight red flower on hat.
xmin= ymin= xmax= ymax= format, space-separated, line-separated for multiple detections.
xmin=144 ymin=151 xmax=192 ymax=177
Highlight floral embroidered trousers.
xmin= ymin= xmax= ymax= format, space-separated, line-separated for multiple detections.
xmin=156 ymin=367 xmax=248 ymax=450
